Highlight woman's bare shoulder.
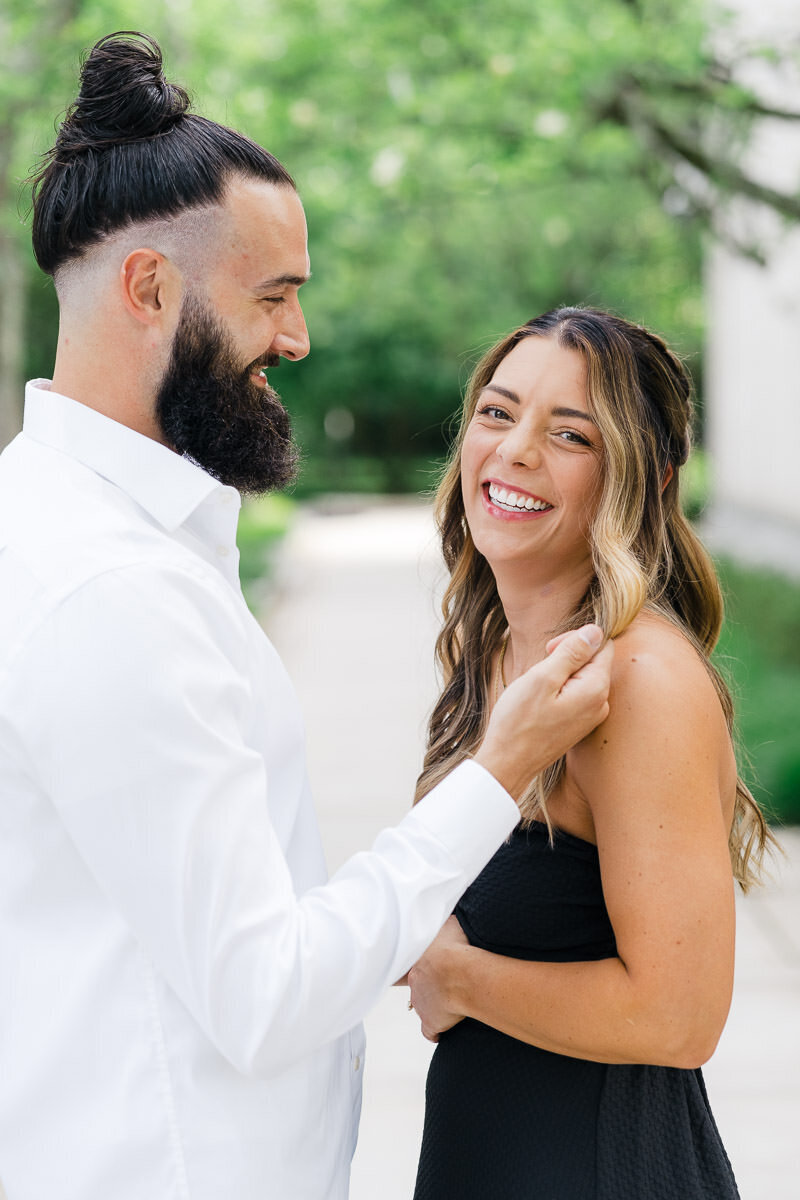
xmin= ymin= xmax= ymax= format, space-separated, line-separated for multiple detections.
xmin=610 ymin=610 xmax=713 ymax=694
xmin=568 ymin=610 xmax=731 ymax=789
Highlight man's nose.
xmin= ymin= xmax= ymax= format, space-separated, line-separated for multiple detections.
xmin=272 ymin=299 xmax=310 ymax=362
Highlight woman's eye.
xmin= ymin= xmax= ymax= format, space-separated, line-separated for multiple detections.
xmin=557 ymin=429 xmax=590 ymax=446
xmin=477 ymin=404 xmax=510 ymax=421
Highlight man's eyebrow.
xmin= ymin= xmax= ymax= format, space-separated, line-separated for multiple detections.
xmin=481 ymin=386 xmax=596 ymax=425
xmin=252 ymin=272 xmax=311 ymax=291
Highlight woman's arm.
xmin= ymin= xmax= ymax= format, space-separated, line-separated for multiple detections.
xmin=408 ymin=625 xmax=737 ymax=1068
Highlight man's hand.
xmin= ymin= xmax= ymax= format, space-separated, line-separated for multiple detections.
xmin=408 ymin=916 xmax=470 ymax=1043
xmin=474 ymin=624 xmax=613 ymax=800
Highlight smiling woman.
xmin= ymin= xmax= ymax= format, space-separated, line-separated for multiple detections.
xmin=409 ymin=306 xmax=777 ymax=1199
xmin=419 ymin=307 xmax=768 ymax=855
xmin=460 ymin=335 xmax=603 ymax=587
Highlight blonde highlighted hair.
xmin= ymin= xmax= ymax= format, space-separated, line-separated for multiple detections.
xmin=415 ymin=307 xmax=774 ymax=890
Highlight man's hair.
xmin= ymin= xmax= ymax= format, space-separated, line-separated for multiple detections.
xmin=30 ymin=31 xmax=294 ymax=277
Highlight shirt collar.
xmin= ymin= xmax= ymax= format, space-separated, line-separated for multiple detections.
xmin=23 ymin=380 xmax=240 ymax=532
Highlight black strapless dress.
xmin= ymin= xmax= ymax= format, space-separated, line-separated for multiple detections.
xmin=413 ymin=823 xmax=739 ymax=1199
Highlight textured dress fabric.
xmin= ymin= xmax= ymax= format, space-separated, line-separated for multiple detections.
xmin=414 ymin=823 xmax=740 ymax=1200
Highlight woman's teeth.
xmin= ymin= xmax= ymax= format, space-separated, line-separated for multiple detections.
xmin=488 ymin=483 xmax=551 ymax=512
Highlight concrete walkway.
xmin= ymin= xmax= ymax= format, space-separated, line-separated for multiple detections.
xmin=266 ymin=497 xmax=800 ymax=1200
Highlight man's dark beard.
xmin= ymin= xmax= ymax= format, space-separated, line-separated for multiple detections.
xmin=156 ymin=293 xmax=299 ymax=494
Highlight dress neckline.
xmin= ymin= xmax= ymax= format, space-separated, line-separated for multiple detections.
xmin=523 ymin=819 xmax=599 ymax=853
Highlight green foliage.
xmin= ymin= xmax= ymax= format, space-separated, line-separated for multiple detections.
xmin=237 ymin=492 xmax=295 ymax=595
xmin=291 ymin=452 xmax=445 ymax=498
xmin=680 ymin=449 xmax=711 ymax=521
xmin=714 ymin=560 xmax=800 ymax=825
xmin=10 ymin=0 xmax=796 ymax=479
xmin=207 ymin=0 xmax=712 ymax=473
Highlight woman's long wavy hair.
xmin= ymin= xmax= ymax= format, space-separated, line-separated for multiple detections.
xmin=415 ymin=307 xmax=774 ymax=890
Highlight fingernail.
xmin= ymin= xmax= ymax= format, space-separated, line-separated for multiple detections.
xmin=578 ymin=624 xmax=604 ymax=648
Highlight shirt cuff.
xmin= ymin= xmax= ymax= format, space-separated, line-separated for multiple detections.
xmin=404 ymin=759 xmax=519 ymax=880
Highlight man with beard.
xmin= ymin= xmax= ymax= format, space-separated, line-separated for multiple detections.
xmin=0 ymin=32 xmax=613 ymax=1200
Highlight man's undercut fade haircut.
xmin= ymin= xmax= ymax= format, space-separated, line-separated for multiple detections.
xmin=30 ymin=30 xmax=295 ymax=277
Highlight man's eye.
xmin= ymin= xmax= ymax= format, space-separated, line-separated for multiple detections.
xmin=262 ymin=295 xmax=285 ymax=305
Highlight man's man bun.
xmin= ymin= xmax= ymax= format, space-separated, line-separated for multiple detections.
xmin=60 ymin=31 xmax=191 ymax=149
xmin=30 ymin=30 xmax=294 ymax=278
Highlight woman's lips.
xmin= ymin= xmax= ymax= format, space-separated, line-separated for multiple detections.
xmin=482 ymin=480 xmax=554 ymax=517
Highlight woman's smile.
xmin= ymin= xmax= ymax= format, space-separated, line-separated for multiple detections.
xmin=461 ymin=335 xmax=603 ymax=571
xmin=482 ymin=480 xmax=554 ymax=518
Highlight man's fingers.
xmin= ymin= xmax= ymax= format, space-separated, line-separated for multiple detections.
xmin=558 ymin=640 xmax=614 ymax=710
xmin=545 ymin=626 xmax=604 ymax=655
xmin=544 ymin=630 xmax=571 ymax=655
xmin=561 ymin=639 xmax=613 ymax=682
xmin=476 ymin=625 xmax=613 ymax=798
xmin=542 ymin=624 xmax=606 ymax=687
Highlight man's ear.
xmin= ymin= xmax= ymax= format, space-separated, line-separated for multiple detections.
xmin=119 ymin=249 xmax=181 ymax=327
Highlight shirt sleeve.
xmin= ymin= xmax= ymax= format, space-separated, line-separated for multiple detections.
xmin=8 ymin=560 xmax=517 ymax=1077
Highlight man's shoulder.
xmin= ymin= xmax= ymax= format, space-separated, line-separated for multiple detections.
xmin=0 ymin=438 xmax=234 ymax=664
xmin=1 ymin=438 xmax=176 ymax=580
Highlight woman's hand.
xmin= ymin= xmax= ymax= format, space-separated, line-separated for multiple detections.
xmin=408 ymin=915 xmax=471 ymax=1042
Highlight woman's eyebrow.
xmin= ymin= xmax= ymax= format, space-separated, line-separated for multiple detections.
xmin=482 ymin=386 xmax=597 ymax=426
xmin=552 ymin=405 xmax=597 ymax=424
xmin=482 ymin=384 xmax=519 ymax=404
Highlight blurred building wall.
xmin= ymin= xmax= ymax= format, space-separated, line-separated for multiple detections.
xmin=704 ymin=0 xmax=800 ymax=578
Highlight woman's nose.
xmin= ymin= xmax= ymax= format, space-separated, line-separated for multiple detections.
xmin=496 ymin=423 xmax=541 ymax=468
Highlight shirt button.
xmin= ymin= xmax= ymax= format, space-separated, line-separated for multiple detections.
xmin=216 ymin=545 xmax=230 ymax=558
xmin=353 ymin=1056 xmax=361 ymax=1072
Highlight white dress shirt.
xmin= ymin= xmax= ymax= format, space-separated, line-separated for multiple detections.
xmin=0 ymin=382 xmax=518 ymax=1200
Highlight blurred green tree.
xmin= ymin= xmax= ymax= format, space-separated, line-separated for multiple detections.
xmin=0 ymin=0 xmax=81 ymax=445
xmin=3 ymin=0 xmax=799 ymax=482
xmin=0 ymin=0 xmax=190 ymax=441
